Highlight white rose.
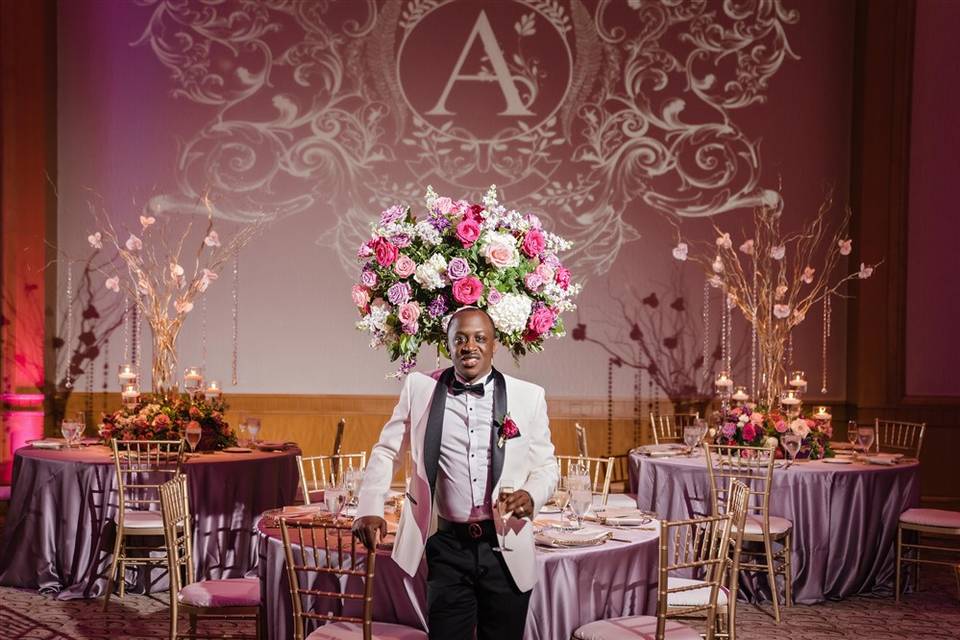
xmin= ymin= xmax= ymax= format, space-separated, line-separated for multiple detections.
xmin=789 ymin=418 xmax=810 ymax=439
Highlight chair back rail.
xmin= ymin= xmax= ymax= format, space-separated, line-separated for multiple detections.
xmin=297 ymin=452 xmax=368 ymax=504
xmin=704 ymin=443 xmax=776 ymax=527
xmin=875 ymin=418 xmax=925 ymax=458
xmin=111 ymin=439 xmax=184 ymax=515
xmin=650 ymin=413 xmax=700 ymax=445
xmin=159 ymin=475 xmax=195 ymax=592
xmin=555 ymin=454 xmax=615 ymax=506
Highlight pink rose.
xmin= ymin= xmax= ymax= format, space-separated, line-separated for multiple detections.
xmin=351 ymin=285 xmax=370 ymax=309
xmin=521 ymin=228 xmax=546 ymax=257
xmin=374 ymin=238 xmax=398 ymax=267
xmin=456 ymin=219 xmax=481 ymax=248
xmin=775 ymin=420 xmax=788 ymax=433
xmin=397 ymin=301 xmax=421 ymax=329
xmin=750 ymin=412 xmax=764 ymax=425
xmin=527 ymin=306 xmax=557 ymax=335
xmin=394 ymin=255 xmax=416 ymax=278
xmin=555 ymin=266 xmax=571 ymax=290
xmin=360 ymin=270 xmax=378 ymax=288
xmin=535 ymin=263 xmax=555 ymax=282
xmin=487 ymin=288 xmax=503 ymax=305
xmin=452 ymin=276 xmax=484 ymax=305
xmin=433 ymin=196 xmax=453 ymax=215
xmin=743 ymin=423 xmax=757 ymax=442
xmin=483 ymin=240 xmax=518 ymax=268
xmin=524 ymin=272 xmax=544 ymax=292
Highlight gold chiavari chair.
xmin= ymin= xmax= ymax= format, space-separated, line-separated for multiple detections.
xmin=575 ymin=422 xmax=590 ymax=458
xmin=705 ymin=443 xmax=793 ymax=624
xmin=650 ymin=413 xmax=700 ymax=445
xmin=666 ymin=480 xmax=749 ymax=640
xmin=896 ymin=506 xmax=960 ymax=602
xmin=159 ymin=476 xmax=261 ymax=640
xmin=297 ymin=453 xmax=368 ymax=505
xmin=103 ymin=438 xmax=184 ymax=611
xmin=279 ymin=517 xmax=426 ymax=640
xmin=875 ymin=418 xmax=926 ymax=459
xmin=572 ymin=511 xmax=734 ymax=639
xmin=556 ymin=454 xmax=615 ymax=508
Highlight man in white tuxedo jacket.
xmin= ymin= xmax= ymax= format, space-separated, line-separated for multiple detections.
xmin=354 ymin=307 xmax=559 ymax=639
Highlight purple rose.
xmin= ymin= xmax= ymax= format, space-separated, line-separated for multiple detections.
xmin=487 ymin=288 xmax=503 ymax=305
xmin=387 ymin=281 xmax=411 ymax=305
xmin=379 ymin=205 xmax=406 ymax=226
xmin=447 ymin=257 xmax=471 ymax=280
xmin=360 ymin=270 xmax=378 ymax=288
xmin=524 ymin=272 xmax=544 ymax=292
xmin=428 ymin=295 xmax=448 ymax=318
xmin=721 ymin=422 xmax=737 ymax=438
xmin=391 ymin=233 xmax=412 ymax=248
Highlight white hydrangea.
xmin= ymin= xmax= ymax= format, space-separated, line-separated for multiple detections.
xmin=376 ymin=221 xmax=416 ymax=239
xmin=414 ymin=220 xmax=441 ymax=246
xmin=414 ymin=253 xmax=448 ymax=291
xmin=487 ymin=293 xmax=533 ymax=334
xmin=357 ymin=303 xmax=390 ymax=334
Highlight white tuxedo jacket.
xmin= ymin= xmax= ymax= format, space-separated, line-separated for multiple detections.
xmin=356 ymin=369 xmax=558 ymax=592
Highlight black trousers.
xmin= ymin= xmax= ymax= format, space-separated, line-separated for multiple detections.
xmin=425 ymin=529 xmax=531 ymax=640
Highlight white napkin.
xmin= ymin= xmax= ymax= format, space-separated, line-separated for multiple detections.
xmin=535 ymin=526 xmax=610 ymax=547
xmin=636 ymin=443 xmax=687 ymax=457
xmin=29 ymin=439 xmax=65 ymax=449
xmin=586 ymin=508 xmax=651 ymax=526
xmin=864 ymin=453 xmax=903 ymax=466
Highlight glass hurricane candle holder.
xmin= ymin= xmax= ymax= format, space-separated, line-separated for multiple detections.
xmin=118 ymin=363 xmax=138 ymax=385
xmin=121 ymin=383 xmax=140 ymax=409
xmin=780 ymin=389 xmax=802 ymax=416
xmin=714 ymin=370 xmax=734 ymax=394
xmin=731 ymin=386 xmax=749 ymax=402
xmin=813 ymin=405 xmax=832 ymax=420
xmin=788 ymin=370 xmax=808 ymax=393
xmin=183 ymin=366 xmax=204 ymax=392
xmin=204 ymin=379 xmax=222 ymax=401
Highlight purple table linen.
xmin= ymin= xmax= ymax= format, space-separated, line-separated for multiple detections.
xmin=256 ymin=517 xmax=659 ymax=640
xmin=629 ymin=451 xmax=920 ymax=604
xmin=0 ymin=445 xmax=300 ymax=600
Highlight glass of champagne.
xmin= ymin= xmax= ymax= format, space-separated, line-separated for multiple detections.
xmin=847 ymin=420 xmax=858 ymax=448
xmin=498 ymin=485 xmax=515 ymax=551
xmin=782 ymin=433 xmax=802 ymax=468
xmin=185 ymin=422 xmax=202 ymax=454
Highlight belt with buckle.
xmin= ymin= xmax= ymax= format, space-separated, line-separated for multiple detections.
xmin=437 ymin=517 xmax=496 ymax=542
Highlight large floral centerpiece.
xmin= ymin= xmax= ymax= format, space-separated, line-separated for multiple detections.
xmin=713 ymin=403 xmax=833 ymax=459
xmin=353 ymin=186 xmax=581 ymax=376
xmin=100 ymin=393 xmax=236 ymax=451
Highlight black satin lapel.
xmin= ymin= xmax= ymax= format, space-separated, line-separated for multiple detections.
xmin=490 ymin=368 xmax=507 ymax=489
xmin=424 ymin=367 xmax=455 ymax=497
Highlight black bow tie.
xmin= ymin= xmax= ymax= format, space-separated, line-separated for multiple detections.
xmin=451 ymin=379 xmax=486 ymax=396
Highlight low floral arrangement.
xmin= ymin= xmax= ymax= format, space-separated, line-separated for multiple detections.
xmin=712 ymin=404 xmax=834 ymax=460
xmin=100 ymin=393 xmax=237 ymax=451
xmin=353 ymin=186 xmax=581 ymax=376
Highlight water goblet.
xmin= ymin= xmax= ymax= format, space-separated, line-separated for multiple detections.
xmin=60 ymin=420 xmax=79 ymax=448
xmin=857 ymin=425 xmax=875 ymax=456
xmin=552 ymin=481 xmax=571 ymax=521
xmin=683 ymin=425 xmax=700 ymax=455
xmin=569 ymin=487 xmax=593 ymax=530
xmin=324 ymin=483 xmax=347 ymax=519
xmin=246 ymin=417 xmax=261 ymax=445
xmin=782 ymin=433 xmax=802 ymax=468
xmin=73 ymin=411 xmax=87 ymax=446
xmin=185 ymin=422 xmax=202 ymax=454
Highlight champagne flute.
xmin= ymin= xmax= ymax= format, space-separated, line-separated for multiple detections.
xmin=847 ymin=421 xmax=858 ymax=448
xmin=185 ymin=422 xmax=202 ymax=454
xmin=498 ymin=485 xmax=515 ymax=551
xmin=782 ymin=433 xmax=802 ymax=468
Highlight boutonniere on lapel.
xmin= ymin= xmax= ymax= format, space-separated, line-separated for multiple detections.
xmin=496 ymin=414 xmax=521 ymax=449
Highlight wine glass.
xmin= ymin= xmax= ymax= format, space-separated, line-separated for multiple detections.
xmin=324 ymin=483 xmax=347 ymax=519
xmin=683 ymin=425 xmax=700 ymax=455
xmin=857 ymin=425 xmax=875 ymax=456
xmin=782 ymin=433 xmax=802 ymax=468
xmin=847 ymin=421 xmax=858 ymax=448
xmin=246 ymin=417 xmax=261 ymax=445
xmin=569 ymin=486 xmax=593 ymax=530
xmin=497 ymin=485 xmax=515 ymax=551
xmin=344 ymin=468 xmax=363 ymax=508
xmin=185 ymin=422 xmax=202 ymax=454
xmin=60 ymin=420 xmax=79 ymax=448
xmin=552 ymin=481 xmax=571 ymax=522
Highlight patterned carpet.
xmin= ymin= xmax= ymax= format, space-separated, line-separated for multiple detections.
xmin=0 ymin=573 xmax=957 ymax=640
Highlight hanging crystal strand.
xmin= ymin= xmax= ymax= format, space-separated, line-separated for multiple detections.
xmin=64 ymin=262 xmax=74 ymax=388
xmin=232 ymin=248 xmax=240 ymax=386
xmin=702 ymin=281 xmax=711 ymax=381
xmin=821 ymin=294 xmax=832 ymax=393
xmin=788 ymin=331 xmax=794 ymax=370
xmin=750 ymin=270 xmax=758 ymax=397
xmin=85 ymin=356 xmax=94 ymax=422
xmin=633 ymin=367 xmax=641 ymax=447
xmin=131 ymin=296 xmax=141 ymax=370
xmin=122 ymin=295 xmax=129 ymax=363
xmin=102 ymin=338 xmax=110 ymax=415
xmin=725 ymin=295 xmax=733 ymax=372
xmin=201 ymin=294 xmax=208 ymax=369
xmin=719 ymin=293 xmax=728 ymax=373
xmin=606 ymin=358 xmax=614 ymax=456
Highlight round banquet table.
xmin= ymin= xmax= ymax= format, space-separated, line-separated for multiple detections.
xmin=0 ymin=443 xmax=300 ymax=599
xmin=628 ymin=450 xmax=919 ymax=604
xmin=255 ymin=513 xmax=659 ymax=640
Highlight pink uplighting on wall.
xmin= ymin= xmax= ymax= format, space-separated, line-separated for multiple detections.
xmin=2 ymin=393 xmax=45 ymax=458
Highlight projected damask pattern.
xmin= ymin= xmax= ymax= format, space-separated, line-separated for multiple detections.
xmin=136 ymin=0 xmax=798 ymax=276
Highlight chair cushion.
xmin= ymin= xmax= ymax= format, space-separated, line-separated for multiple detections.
xmin=122 ymin=511 xmax=164 ymax=529
xmin=178 ymin=578 xmax=261 ymax=608
xmin=900 ymin=508 xmax=960 ymax=529
xmin=738 ymin=514 xmax=792 ymax=536
xmin=572 ymin=616 xmax=702 ymax=640
xmin=666 ymin=577 xmax=728 ymax=607
xmin=306 ymin=621 xmax=427 ymax=639
xmin=603 ymin=493 xmax=639 ymax=510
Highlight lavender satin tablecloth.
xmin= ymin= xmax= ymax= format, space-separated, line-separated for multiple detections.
xmin=256 ymin=515 xmax=659 ymax=640
xmin=0 ymin=444 xmax=300 ymax=600
xmin=628 ymin=451 xmax=919 ymax=603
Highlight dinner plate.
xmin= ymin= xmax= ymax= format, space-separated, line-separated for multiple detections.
xmin=821 ymin=457 xmax=852 ymax=464
xmin=539 ymin=505 xmax=563 ymax=514
xmin=223 ymin=446 xmax=253 ymax=453
xmin=535 ymin=526 xmax=610 ymax=548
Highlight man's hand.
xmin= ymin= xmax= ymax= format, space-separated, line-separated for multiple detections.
xmin=501 ymin=489 xmax=535 ymax=519
xmin=352 ymin=515 xmax=387 ymax=550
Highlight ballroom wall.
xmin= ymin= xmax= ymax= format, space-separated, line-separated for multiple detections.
xmin=52 ymin=0 xmax=856 ymax=401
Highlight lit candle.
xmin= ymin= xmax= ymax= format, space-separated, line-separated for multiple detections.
xmin=789 ymin=370 xmax=807 ymax=392
xmin=121 ymin=383 xmax=140 ymax=407
xmin=731 ymin=386 xmax=749 ymax=402
xmin=780 ymin=389 xmax=801 ymax=406
xmin=715 ymin=371 xmax=734 ymax=390
xmin=813 ymin=405 xmax=832 ymax=420
xmin=117 ymin=363 xmax=138 ymax=383
xmin=183 ymin=366 xmax=204 ymax=390
xmin=204 ymin=379 xmax=222 ymax=400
